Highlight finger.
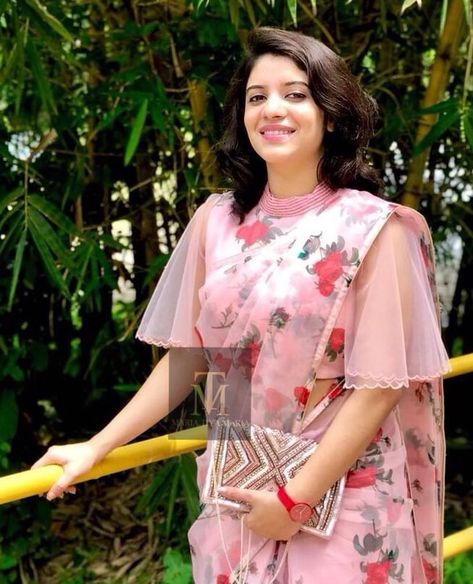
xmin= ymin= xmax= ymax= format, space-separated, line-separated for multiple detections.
xmin=31 ymin=446 xmax=65 ymax=470
xmin=64 ymin=486 xmax=77 ymax=495
xmin=218 ymin=486 xmax=254 ymax=504
xmin=46 ymin=475 xmax=74 ymax=501
xmin=31 ymin=452 xmax=54 ymax=470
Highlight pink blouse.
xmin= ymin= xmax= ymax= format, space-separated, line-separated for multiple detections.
xmin=137 ymin=184 xmax=450 ymax=390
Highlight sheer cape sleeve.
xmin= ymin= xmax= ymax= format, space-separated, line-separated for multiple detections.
xmin=344 ymin=211 xmax=451 ymax=389
xmin=135 ymin=194 xmax=218 ymax=349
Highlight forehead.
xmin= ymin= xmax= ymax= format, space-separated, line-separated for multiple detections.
xmin=246 ymin=54 xmax=308 ymax=87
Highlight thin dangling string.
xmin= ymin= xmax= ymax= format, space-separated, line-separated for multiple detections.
xmin=210 ymin=423 xmax=292 ymax=583
xmin=212 ymin=431 xmax=252 ymax=583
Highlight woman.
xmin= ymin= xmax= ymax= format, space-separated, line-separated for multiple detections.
xmin=33 ymin=28 xmax=450 ymax=583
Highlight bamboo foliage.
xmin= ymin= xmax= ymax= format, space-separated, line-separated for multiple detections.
xmin=402 ymin=0 xmax=467 ymax=208
xmin=0 ymin=4 xmax=472 ymax=579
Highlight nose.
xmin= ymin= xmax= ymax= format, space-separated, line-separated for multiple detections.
xmin=263 ymin=93 xmax=287 ymax=118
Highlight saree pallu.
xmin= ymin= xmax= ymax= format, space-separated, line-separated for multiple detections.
xmin=136 ymin=185 xmax=450 ymax=583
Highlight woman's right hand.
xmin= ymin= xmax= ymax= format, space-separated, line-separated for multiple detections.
xmin=31 ymin=441 xmax=101 ymax=501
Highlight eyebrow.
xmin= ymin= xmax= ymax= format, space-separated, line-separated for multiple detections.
xmin=246 ymin=81 xmax=310 ymax=93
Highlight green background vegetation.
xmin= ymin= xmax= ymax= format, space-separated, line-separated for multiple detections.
xmin=1 ymin=0 xmax=472 ymax=581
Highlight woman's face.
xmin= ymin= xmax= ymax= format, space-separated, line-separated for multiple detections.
xmin=244 ymin=54 xmax=326 ymax=171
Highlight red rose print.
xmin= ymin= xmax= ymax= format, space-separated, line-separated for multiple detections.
xmin=346 ymin=466 xmax=377 ymax=488
xmin=214 ymin=352 xmax=233 ymax=376
xmin=293 ymin=386 xmax=310 ymax=406
xmin=365 ymin=560 xmax=391 ymax=584
xmin=237 ymin=340 xmax=261 ymax=371
xmin=236 ymin=220 xmax=269 ymax=246
xmin=318 ymin=279 xmax=335 ymax=296
xmin=313 ymin=251 xmax=344 ymax=296
xmin=328 ymin=328 xmax=345 ymax=352
xmin=314 ymin=251 xmax=344 ymax=281
xmin=216 ymin=575 xmax=230 ymax=584
xmin=422 ymin=558 xmax=438 ymax=583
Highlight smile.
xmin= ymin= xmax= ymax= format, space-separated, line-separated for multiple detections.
xmin=259 ymin=129 xmax=295 ymax=136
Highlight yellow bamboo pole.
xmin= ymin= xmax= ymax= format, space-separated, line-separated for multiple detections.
xmin=0 ymin=354 xmax=472 ymax=506
xmin=444 ymin=353 xmax=473 ymax=379
xmin=1 ymin=355 xmax=473 ymax=555
xmin=0 ymin=425 xmax=207 ymax=505
xmin=444 ymin=526 xmax=473 ymax=559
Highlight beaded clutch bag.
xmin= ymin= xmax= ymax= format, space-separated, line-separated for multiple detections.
xmin=201 ymin=416 xmax=346 ymax=538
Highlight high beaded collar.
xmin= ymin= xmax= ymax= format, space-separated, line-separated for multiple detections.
xmin=258 ymin=181 xmax=336 ymax=217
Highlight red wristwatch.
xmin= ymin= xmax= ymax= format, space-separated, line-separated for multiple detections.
xmin=277 ymin=485 xmax=313 ymax=523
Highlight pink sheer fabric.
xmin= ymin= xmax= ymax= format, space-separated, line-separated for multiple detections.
xmin=136 ymin=194 xmax=218 ymax=348
xmin=136 ymin=185 xmax=450 ymax=584
xmin=318 ymin=215 xmax=450 ymax=386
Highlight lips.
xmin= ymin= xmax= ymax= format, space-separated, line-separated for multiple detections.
xmin=258 ymin=124 xmax=295 ymax=136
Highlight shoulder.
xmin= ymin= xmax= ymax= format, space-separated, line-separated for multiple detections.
xmin=339 ymin=187 xmax=431 ymax=235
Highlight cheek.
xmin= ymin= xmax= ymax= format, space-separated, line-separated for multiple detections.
xmin=243 ymin=107 xmax=254 ymax=133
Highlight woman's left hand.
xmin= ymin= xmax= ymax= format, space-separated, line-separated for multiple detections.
xmin=218 ymin=486 xmax=301 ymax=540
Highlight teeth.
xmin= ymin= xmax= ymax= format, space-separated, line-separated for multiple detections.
xmin=262 ymin=130 xmax=293 ymax=135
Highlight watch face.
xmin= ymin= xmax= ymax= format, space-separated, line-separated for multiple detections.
xmin=289 ymin=503 xmax=313 ymax=523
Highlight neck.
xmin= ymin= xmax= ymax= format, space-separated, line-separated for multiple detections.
xmin=266 ymin=163 xmax=320 ymax=199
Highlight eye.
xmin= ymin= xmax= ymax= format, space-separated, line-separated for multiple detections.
xmin=248 ymin=94 xmax=266 ymax=103
xmin=286 ymin=92 xmax=306 ymax=100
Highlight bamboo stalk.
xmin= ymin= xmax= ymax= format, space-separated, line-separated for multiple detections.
xmin=402 ymin=0 xmax=466 ymax=209
xmin=188 ymin=79 xmax=218 ymax=191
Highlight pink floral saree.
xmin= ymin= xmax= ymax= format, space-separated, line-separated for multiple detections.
xmin=137 ymin=183 xmax=450 ymax=584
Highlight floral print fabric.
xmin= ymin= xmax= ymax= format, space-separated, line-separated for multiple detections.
xmin=137 ymin=185 xmax=450 ymax=583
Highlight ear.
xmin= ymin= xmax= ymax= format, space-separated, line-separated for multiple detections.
xmin=326 ymin=120 xmax=334 ymax=132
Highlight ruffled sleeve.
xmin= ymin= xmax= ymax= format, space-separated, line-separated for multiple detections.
xmin=344 ymin=211 xmax=451 ymax=389
xmin=135 ymin=194 xmax=218 ymax=349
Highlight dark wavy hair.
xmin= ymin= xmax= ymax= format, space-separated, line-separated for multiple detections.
xmin=216 ymin=27 xmax=383 ymax=223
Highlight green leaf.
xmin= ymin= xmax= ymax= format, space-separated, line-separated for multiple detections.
xmin=161 ymin=548 xmax=192 ymax=584
xmin=29 ymin=195 xmax=81 ymax=237
xmin=242 ymin=0 xmax=257 ymax=26
xmin=29 ymin=208 xmax=75 ymax=271
xmin=180 ymin=455 xmax=200 ymax=521
xmin=0 ymin=213 xmax=23 ymax=259
xmin=124 ymin=98 xmax=148 ymax=166
xmin=412 ymin=109 xmax=460 ymax=156
xmin=0 ymin=187 xmax=23 ymax=216
xmin=7 ymin=228 xmax=27 ymax=311
xmin=0 ymin=203 xmax=21 ymax=234
xmin=418 ymin=97 xmax=459 ymax=115
xmin=136 ymin=460 xmax=176 ymax=515
xmin=24 ymin=0 xmax=73 ymax=42
xmin=464 ymin=108 xmax=473 ymax=149
xmin=228 ymin=0 xmax=240 ymax=28
xmin=0 ymin=390 xmax=19 ymax=442
xmin=25 ymin=38 xmax=56 ymax=114
xmin=29 ymin=219 xmax=71 ymax=298
xmin=113 ymin=384 xmax=139 ymax=393
xmin=165 ymin=464 xmax=180 ymax=537
xmin=12 ymin=12 xmax=26 ymax=115
xmin=286 ymin=0 xmax=297 ymax=24
xmin=463 ymin=0 xmax=473 ymax=28
xmin=0 ymin=41 xmax=18 ymax=85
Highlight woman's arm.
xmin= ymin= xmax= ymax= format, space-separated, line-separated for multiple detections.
xmin=32 ymin=347 xmax=208 ymax=499
xmin=284 ymin=386 xmax=402 ymax=505
xmin=220 ymin=386 xmax=402 ymax=540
